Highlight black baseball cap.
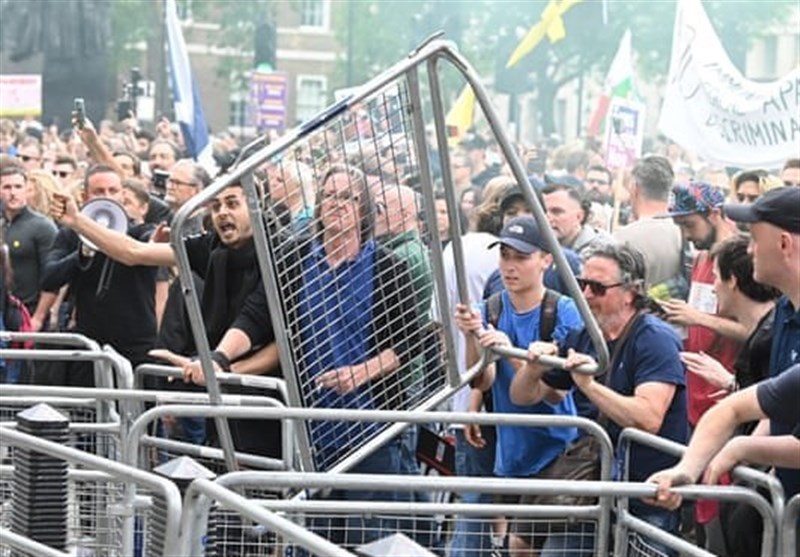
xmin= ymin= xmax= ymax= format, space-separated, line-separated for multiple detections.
xmin=500 ymin=187 xmax=530 ymax=213
xmin=723 ymin=186 xmax=800 ymax=233
xmin=488 ymin=216 xmax=549 ymax=254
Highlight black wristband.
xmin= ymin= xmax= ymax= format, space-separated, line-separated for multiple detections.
xmin=210 ymin=350 xmax=231 ymax=372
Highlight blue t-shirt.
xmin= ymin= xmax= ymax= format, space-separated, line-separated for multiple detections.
xmin=544 ymin=314 xmax=689 ymax=486
xmin=768 ymin=296 xmax=800 ymax=497
xmin=483 ymin=248 xmax=583 ymax=299
xmin=297 ymin=239 xmax=378 ymax=462
xmin=485 ymin=290 xmax=584 ymax=477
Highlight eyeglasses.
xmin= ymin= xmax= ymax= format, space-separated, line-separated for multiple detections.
xmin=577 ymin=277 xmax=624 ymax=296
xmin=19 ymin=155 xmax=39 ymax=163
xmin=321 ymin=189 xmax=359 ymax=204
xmin=167 ymin=177 xmax=198 ymax=188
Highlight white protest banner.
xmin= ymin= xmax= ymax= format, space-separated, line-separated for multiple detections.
xmin=658 ymin=0 xmax=799 ymax=169
xmin=0 ymin=75 xmax=42 ymax=117
xmin=604 ymin=97 xmax=645 ymax=170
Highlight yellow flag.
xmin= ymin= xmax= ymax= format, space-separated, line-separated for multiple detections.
xmin=445 ymin=85 xmax=475 ymax=144
xmin=506 ymin=0 xmax=582 ymax=68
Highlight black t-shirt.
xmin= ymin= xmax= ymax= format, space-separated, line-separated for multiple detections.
xmin=42 ymin=223 xmax=157 ymax=364
xmin=4 ymin=206 xmax=57 ymax=311
xmin=757 ymin=364 xmax=800 ymax=439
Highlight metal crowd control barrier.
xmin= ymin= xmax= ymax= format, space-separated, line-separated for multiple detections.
xmin=0 ymin=527 xmax=70 ymax=557
xmin=168 ymin=37 xmax=608 ymax=477
xmin=133 ymin=364 xmax=294 ymax=470
xmin=783 ymin=493 xmax=800 ymax=557
xmin=126 ymin=403 xmax=294 ymax=474
xmin=0 ymin=337 xmax=135 ymax=463
xmin=0 ymin=332 xmax=134 ymax=417
xmin=182 ymin=478 xmax=358 ymax=557
xmin=617 ymin=428 xmax=783 ymax=557
xmin=179 ymin=473 xmax=769 ymax=557
xmin=165 ymin=407 xmax=614 ymax=556
xmin=0 ymin=425 xmax=183 ymax=557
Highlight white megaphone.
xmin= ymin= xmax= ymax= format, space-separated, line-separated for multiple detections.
xmin=79 ymin=198 xmax=129 ymax=250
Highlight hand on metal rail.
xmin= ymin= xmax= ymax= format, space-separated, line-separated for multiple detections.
xmin=643 ymin=466 xmax=696 ymax=510
xmin=149 ymin=348 xmax=220 ymax=386
xmin=487 ymin=343 xmax=599 ymax=375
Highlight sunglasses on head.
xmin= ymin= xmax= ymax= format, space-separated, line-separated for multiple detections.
xmin=577 ymin=277 xmax=624 ymax=296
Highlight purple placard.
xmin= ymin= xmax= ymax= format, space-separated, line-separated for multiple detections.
xmin=250 ymin=71 xmax=288 ymax=132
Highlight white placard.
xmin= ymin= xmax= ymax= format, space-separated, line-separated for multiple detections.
xmin=0 ymin=74 xmax=42 ymax=117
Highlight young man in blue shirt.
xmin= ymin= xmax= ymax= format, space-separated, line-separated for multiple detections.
xmin=455 ymin=215 xmax=584 ymax=555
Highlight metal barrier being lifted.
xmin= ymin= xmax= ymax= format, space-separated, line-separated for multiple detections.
xmin=168 ymin=37 xmax=609 ymax=475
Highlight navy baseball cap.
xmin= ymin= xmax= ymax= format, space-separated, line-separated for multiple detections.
xmin=489 ymin=216 xmax=549 ymax=254
xmin=723 ymin=186 xmax=800 ymax=234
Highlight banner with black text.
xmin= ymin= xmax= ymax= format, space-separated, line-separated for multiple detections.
xmin=658 ymin=0 xmax=799 ymax=169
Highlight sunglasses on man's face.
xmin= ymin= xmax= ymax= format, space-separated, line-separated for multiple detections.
xmin=53 ymin=170 xmax=71 ymax=178
xmin=577 ymin=277 xmax=624 ymax=296
xmin=19 ymin=155 xmax=39 ymax=163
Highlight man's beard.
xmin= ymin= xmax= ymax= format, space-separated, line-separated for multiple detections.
xmin=586 ymin=189 xmax=612 ymax=205
xmin=693 ymin=224 xmax=717 ymax=251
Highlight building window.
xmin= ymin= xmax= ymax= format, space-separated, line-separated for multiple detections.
xmin=761 ymin=35 xmax=778 ymax=78
xmin=229 ymin=93 xmax=248 ymax=129
xmin=300 ymin=0 xmax=328 ymax=29
xmin=296 ymin=76 xmax=327 ymax=123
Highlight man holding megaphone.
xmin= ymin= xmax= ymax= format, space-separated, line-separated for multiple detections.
xmin=49 ymin=178 xmax=284 ymax=459
xmin=41 ymin=165 xmax=160 ymax=388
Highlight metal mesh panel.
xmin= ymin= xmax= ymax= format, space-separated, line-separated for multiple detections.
xmin=206 ymin=488 xmax=282 ymax=557
xmin=0 ymin=403 xmax=119 ymax=461
xmin=205 ymin=507 xmax=598 ymax=556
xmin=67 ymin=477 xmax=125 ymax=556
xmin=259 ymin=78 xmax=449 ymax=472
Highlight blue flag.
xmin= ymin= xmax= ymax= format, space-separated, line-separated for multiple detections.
xmin=165 ymin=0 xmax=217 ymax=175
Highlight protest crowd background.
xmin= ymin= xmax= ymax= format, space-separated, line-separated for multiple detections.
xmin=0 ymin=0 xmax=799 ymax=556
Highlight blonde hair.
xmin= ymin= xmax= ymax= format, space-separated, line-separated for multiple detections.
xmin=26 ymin=170 xmax=63 ymax=215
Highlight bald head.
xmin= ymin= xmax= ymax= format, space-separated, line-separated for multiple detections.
xmin=375 ymin=184 xmax=420 ymax=238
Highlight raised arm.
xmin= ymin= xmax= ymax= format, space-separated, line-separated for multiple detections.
xmin=74 ymin=116 xmax=127 ymax=177
xmin=50 ymin=193 xmax=175 ymax=267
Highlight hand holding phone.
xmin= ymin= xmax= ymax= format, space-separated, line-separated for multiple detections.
xmin=73 ymin=98 xmax=86 ymax=129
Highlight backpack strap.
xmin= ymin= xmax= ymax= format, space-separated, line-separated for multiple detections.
xmin=539 ymin=288 xmax=561 ymax=342
xmin=486 ymin=291 xmax=503 ymax=329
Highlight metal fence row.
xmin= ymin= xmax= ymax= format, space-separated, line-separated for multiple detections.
xmin=1 ymin=401 xmax=797 ymax=557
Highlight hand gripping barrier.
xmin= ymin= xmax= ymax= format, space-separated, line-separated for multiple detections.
xmin=617 ymin=427 xmax=783 ymax=557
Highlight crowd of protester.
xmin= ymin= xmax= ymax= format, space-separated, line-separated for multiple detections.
xmin=1 ymin=108 xmax=798 ymax=556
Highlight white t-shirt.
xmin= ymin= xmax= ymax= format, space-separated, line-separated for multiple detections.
xmin=432 ymin=232 xmax=499 ymax=413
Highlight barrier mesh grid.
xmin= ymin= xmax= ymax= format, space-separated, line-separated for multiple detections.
xmin=259 ymin=79 xmax=449 ymax=472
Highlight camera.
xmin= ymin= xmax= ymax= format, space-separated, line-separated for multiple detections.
xmin=152 ymin=169 xmax=170 ymax=197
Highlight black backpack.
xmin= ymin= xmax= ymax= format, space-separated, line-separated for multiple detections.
xmin=485 ymin=288 xmax=561 ymax=342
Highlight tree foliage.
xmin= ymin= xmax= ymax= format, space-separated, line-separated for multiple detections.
xmin=107 ymin=0 xmax=793 ymax=137
xmin=330 ymin=0 xmax=793 ymax=136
